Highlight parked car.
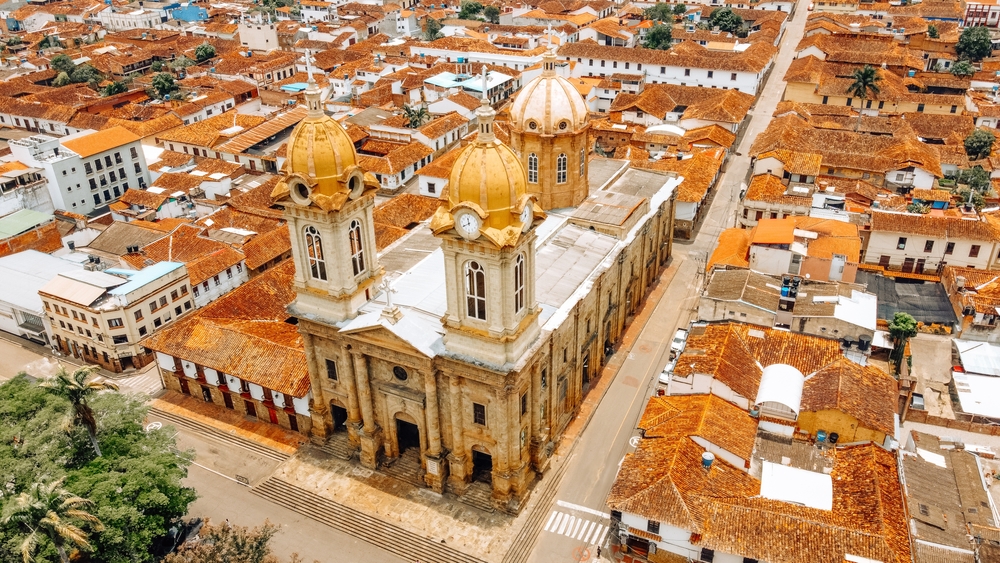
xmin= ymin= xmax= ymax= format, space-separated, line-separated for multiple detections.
xmin=658 ymin=357 xmax=678 ymax=385
xmin=670 ymin=328 xmax=689 ymax=354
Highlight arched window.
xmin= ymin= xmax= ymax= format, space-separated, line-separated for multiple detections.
xmin=579 ymin=148 xmax=586 ymax=177
xmin=556 ymin=153 xmax=567 ymax=184
xmin=527 ymin=153 xmax=538 ymax=184
xmin=304 ymin=226 xmax=327 ymax=281
xmin=349 ymin=220 xmax=366 ymax=276
xmin=514 ymin=253 xmax=525 ymax=314
xmin=465 ymin=261 xmax=486 ymax=320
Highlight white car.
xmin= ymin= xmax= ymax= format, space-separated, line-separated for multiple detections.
xmin=658 ymin=357 xmax=678 ymax=385
xmin=670 ymin=328 xmax=689 ymax=354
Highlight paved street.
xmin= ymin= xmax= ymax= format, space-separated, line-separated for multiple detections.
xmin=526 ymin=4 xmax=811 ymax=561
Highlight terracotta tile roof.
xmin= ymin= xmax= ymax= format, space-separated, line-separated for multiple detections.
xmin=558 ymin=39 xmax=775 ymax=73
xmin=610 ymin=391 xmax=910 ymax=563
xmin=358 ymin=141 xmax=434 ymax=175
xmin=418 ymin=111 xmax=469 ymax=139
xmin=227 ymin=176 xmax=283 ymax=219
xmin=240 ymin=225 xmax=291 ymax=270
xmin=416 ymin=144 xmax=462 ymax=179
xmin=681 ymin=89 xmax=754 ymax=124
xmin=707 ymin=228 xmax=751 ymax=271
xmin=801 ymin=356 xmax=896 ymax=435
xmin=0 ymin=96 xmax=78 ymax=124
xmin=120 ymin=188 xmax=169 ymax=210
xmin=142 ymin=261 xmax=308 ymax=397
xmin=870 ymin=211 xmax=999 ymax=241
xmin=743 ymin=173 xmax=808 ymax=207
xmin=641 ymin=148 xmax=723 ymax=203
xmin=673 ymin=323 xmax=843 ymax=399
xmin=639 ymin=394 xmax=757 ymax=460
xmin=911 ymin=188 xmax=953 ymax=203
xmin=156 ymin=111 xmax=268 ymax=149
xmin=751 ymin=115 xmax=942 ymax=177
xmin=373 ymin=193 xmax=440 ymax=250
xmin=185 ymin=246 xmax=244 ymax=286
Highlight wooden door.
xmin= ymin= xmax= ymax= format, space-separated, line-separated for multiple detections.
xmin=878 ymin=255 xmax=891 ymax=268
xmin=223 ymin=392 xmax=234 ymax=410
xmin=916 ymin=259 xmax=926 ymax=275
xmin=268 ymin=408 xmax=278 ymax=424
xmin=902 ymin=258 xmax=915 ymax=273
xmin=179 ymin=377 xmax=190 ymax=395
xmin=244 ymin=400 xmax=257 ymax=418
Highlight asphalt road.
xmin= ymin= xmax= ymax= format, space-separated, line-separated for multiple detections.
xmin=525 ymin=4 xmax=811 ymax=561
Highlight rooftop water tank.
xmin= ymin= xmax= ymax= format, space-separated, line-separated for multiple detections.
xmin=702 ymin=452 xmax=715 ymax=469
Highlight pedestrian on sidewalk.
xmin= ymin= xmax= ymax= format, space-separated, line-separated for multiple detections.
xmin=597 ymin=546 xmax=601 ymax=558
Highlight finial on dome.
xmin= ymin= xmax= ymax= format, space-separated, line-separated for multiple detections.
xmin=476 ymin=67 xmax=496 ymax=143
xmin=304 ymin=49 xmax=323 ymax=117
xmin=543 ymin=27 xmax=557 ymax=77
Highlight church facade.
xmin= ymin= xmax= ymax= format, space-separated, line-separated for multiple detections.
xmin=275 ymin=58 xmax=680 ymax=513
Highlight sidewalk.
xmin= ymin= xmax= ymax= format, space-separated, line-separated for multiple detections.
xmin=150 ymin=391 xmax=307 ymax=454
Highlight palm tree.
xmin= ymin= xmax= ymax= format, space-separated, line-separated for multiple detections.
xmin=40 ymin=365 xmax=118 ymax=457
xmin=2 ymin=479 xmax=103 ymax=563
xmin=846 ymin=64 xmax=881 ymax=131
xmin=402 ymin=104 xmax=430 ymax=128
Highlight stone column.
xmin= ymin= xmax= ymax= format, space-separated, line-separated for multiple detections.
xmin=352 ymin=351 xmax=382 ymax=468
xmin=529 ymin=363 xmax=549 ymax=472
xmin=447 ymin=374 xmax=468 ymax=493
xmin=340 ymin=345 xmax=362 ymax=446
xmin=422 ymin=369 xmax=447 ymax=492
xmin=302 ymin=332 xmax=331 ymax=444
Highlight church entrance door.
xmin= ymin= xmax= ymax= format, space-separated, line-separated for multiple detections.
xmin=396 ymin=418 xmax=420 ymax=453
xmin=331 ymin=403 xmax=348 ymax=432
xmin=472 ymin=449 xmax=493 ymax=483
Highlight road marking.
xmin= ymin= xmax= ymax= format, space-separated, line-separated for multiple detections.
xmin=557 ymin=514 xmax=573 ymax=535
xmin=556 ymin=500 xmax=610 ymax=519
xmin=544 ymin=510 xmax=610 ymax=544
xmin=544 ymin=511 xmax=558 ymax=532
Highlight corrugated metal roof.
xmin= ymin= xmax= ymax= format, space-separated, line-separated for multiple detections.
xmin=0 ymin=209 xmax=52 ymax=239
xmin=39 ymin=271 xmax=125 ymax=307
xmin=108 ymin=261 xmax=184 ymax=296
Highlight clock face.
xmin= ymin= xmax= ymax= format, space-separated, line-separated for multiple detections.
xmin=520 ymin=205 xmax=533 ymax=232
xmin=456 ymin=211 xmax=481 ymax=239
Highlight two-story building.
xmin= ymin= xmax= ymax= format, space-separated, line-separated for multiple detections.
xmin=866 ymin=211 xmax=1000 ymax=274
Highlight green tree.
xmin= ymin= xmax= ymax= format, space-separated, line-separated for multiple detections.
xmin=643 ymin=3 xmax=674 ymax=21
xmin=957 ymin=186 xmax=987 ymax=210
xmin=101 ymin=81 xmax=128 ymax=96
xmin=194 ymin=43 xmax=216 ymax=62
xmin=169 ymin=56 xmax=195 ymax=70
xmin=457 ymin=0 xmax=483 ymax=19
xmin=965 ymin=129 xmax=995 ymax=160
xmin=0 ymin=375 xmax=197 ymax=563
xmin=846 ymin=64 xmax=881 ymax=131
xmin=69 ymin=64 xmax=100 ymax=87
xmin=40 ymin=366 xmax=118 ymax=458
xmin=6 ymin=37 xmax=22 ymax=46
xmin=643 ymin=23 xmax=673 ymax=50
xmin=152 ymin=72 xmax=179 ymax=99
xmin=424 ymin=17 xmax=443 ymax=40
xmin=951 ymin=59 xmax=975 ymax=77
xmin=483 ymin=5 xmax=499 ymax=23
xmin=888 ymin=312 xmax=917 ymax=374
xmin=927 ymin=24 xmax=938 ymax=38
xmin=50 ymin=54 xmax=75 ymax=75
xmin=402 ymin=104 xmax=430 ymax=128
xmin=52 ymin=72 xmax=72 ymax=87
xmin=151 ymin=60 xmax=164 ymax=72
xmin=708 ymin=7 xmax=743 ymax=34
xmin=674 ymin=3 xmax=688 ymax=15
xmin=959 ymin=165 xmax=991 ymax=192
xmin=956 ymin=25 xmax=993 ymax=61
xmin=2 ymin=479 xmax=103 ymax=563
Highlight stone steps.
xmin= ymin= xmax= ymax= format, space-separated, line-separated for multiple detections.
xmin=380 ymin=449 xmax=425 ymax=488
xmin=456 ymin=480 xmax=496 ymax=514
xmin=319 ymin=432 xmax=355 ymax=461
xmin=501 ymin=455 xmax=572 ymax=563
xmin=252 ymin=477 xmax=488 ymax=563
xmin=147 ymin=407 xmax=289 ymax=463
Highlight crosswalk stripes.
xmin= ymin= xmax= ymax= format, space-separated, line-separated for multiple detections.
xmin=542 ymin=510 xmax=608 ymax=544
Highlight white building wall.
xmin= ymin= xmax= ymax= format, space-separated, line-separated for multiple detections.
xmin=292 ymin=395 xmax=310 ymax=415
xmin=419 ymin=174 xmax=448 ymax=197
xmin=192 ymin=264 xmax=249 ymax=307
xmin=866 ymin=232 xmax=995 ymax=270
xmin=749 ymin=246 xmax=792 ymax=275
xmin=564 ymin=55 xmax=765 ymax=94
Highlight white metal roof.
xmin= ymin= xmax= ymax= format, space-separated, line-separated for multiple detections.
xmin=755 ymin=363 xmax=805 ymax=414
xmin=953 ymin=371 xmax=1000 ymax=419
xmin=0 ymin=251 xmax=84 ymax=313
xmin=759 ymin=460 xmax=833 ymax=510
xmin=955 ymin=339 xmax=1000 ymax=376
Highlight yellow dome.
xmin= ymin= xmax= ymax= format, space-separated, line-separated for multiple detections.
xmin=448 ymin=139 xmax=526 ymax=232
xmin=285 ymin=113 xmax=358 ymax=197
xmin=510 ymin=52 xmax=589 ymax=135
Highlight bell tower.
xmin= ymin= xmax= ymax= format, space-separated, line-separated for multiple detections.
xmin=273 ymin=54 xmax=383 ymax=323
xmin=430 ymin=71 xmax=544 ymax=367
